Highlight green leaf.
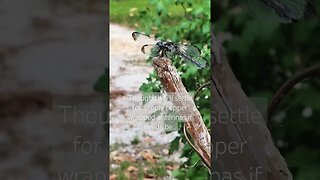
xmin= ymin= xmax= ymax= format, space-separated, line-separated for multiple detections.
xmin=169 ymin=137 xmax=180 ymax=154
xmin=172 ymin=169 xmax=186 ymax=179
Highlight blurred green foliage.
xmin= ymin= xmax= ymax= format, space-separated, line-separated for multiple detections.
xmin=110 ymin=0 xmax=185 ymax=27
xmin=213 ymin=1 xmax=320 ymax=179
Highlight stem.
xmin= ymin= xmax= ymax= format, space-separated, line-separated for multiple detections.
xmin=267 ymin=63 xmax=320 ymax=122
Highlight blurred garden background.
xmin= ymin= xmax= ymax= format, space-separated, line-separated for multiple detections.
xmin=0 ymin=0 xmax=107 ymax=179
xmin=109 ymin=0 xmax=211 ymax=179
xmin=213 ymin=0 xmax=320 ymax=179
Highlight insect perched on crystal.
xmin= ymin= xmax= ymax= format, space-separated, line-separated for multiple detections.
xmin=237 ymin=0 xmax=317 ymax=23
xmin=132 ymin=32 xmax=207 ymax=69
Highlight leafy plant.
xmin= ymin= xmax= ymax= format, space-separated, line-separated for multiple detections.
xmin=135 ymin=0 xmax=211 ymax=179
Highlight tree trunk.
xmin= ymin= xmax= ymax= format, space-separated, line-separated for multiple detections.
xmin=211 ymin=31 xmax=292 ymax=180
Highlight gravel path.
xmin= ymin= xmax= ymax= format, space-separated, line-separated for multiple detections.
xmin=109 ymin=23 xmax=178 ymax=145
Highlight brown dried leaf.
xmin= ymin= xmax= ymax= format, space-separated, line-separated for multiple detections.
xmin=127 ymin=165 xmax=138 ymax=172
xmin=112 ymin=154 xmax=136 ymax=164
xmin=139 ymin=150 xmax=157 ymax=164
xmin=143 ymin=136 xmax=155 ymax=144
xmin=166 ymin=164 xmax=174 ymax=171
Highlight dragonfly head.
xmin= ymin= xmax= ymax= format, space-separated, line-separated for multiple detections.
xmin=156 ymin=41 xmax=164 ymax=48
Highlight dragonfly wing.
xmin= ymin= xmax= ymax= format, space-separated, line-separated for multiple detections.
xmin=132 ymin=32 xmax=159 ymax=44
xmin=141 ymin=44 xmax=160 ymax=57
xmin=177 ymin=44 xmax=201 ymax=57
xmin=188 ymin=56 xmax=207 ymax=69
xmin=238 ymin=0 xmax=316 ymax=22
xmin=177 ymin=44 xmax=207 ymax=69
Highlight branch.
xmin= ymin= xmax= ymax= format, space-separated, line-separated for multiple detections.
xmin=267 ymin=63 xmax=320 ymax=122
xmin=193 ymin=81 xmax=211 ymax=102
xmin=152 ymin=57 xmax=211 ymax=170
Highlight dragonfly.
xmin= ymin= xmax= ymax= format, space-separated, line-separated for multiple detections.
xmin=132 ymin=32 xmax=207 ymax=69
xmin=237 ymin=0 xmax=317 ymax=23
